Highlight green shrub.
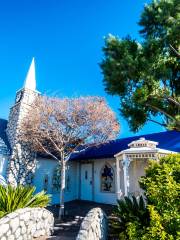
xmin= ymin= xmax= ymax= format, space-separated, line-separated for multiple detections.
xmin=139 ymin=154 xmax=180 ymax=240
xmin=0 ymin=185 xmax=51 ymax=218
xmin=112 ymin=154 xmax=180 ymax=240
xmin=110 ymin=196 xmax=149 ymax=239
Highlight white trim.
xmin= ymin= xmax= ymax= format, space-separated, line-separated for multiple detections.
xmin=122 ymin=154 xmax=131 ymax=196
xmin=116 ymin=157 xmax=121 ymax=199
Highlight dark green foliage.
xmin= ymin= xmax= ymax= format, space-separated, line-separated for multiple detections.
xmin=101 ymin=0 xmax=180 ymax=131
xmin=0 ymin=185 xmax=51 ymax=218
xmin=110 ymin=196 xmax=149 ymax=239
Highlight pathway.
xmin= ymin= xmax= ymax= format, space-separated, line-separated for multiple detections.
xmin=46 ymin=200 xmax=114 ymax=240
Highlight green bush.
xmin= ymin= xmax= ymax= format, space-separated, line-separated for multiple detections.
xmin=110 ymin=196 xmax=149 ymax=240
xmin=139 ymin=154 xmax=180 ymax=240
xmin=112 ymin=154 xmax=180 ymax=240
xmin=0 ymin=185 xmax=51 ymax=218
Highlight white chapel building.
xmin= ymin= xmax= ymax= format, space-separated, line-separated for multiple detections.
xmin=0 ymin=59 xmax=179 ymax=205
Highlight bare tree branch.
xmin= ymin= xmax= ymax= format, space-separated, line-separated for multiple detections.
xmin=169 ymin=44 xmax=180 ymax=57
xmin=35 ymin=138 xmax=59 ymax=161
xmin=146 ymin=103 xmax=176 ymax=121
xmin=147 ymin=118 xmax=167 ymax=127
xmin=20 ymin=95 xmax=119 ymax=219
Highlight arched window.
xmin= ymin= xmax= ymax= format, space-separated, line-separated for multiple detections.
xmin=51 ymin=165 xmax=71 ymax=193
xmin=101 ymin=163 xmax=115 ymax=193
xmin=52 ymin=166 xmax=61 ymax=193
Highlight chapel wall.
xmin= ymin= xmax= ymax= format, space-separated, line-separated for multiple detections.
xmin=0 ymin=138 xmax=9 ymax=180
xmin=128 ymin=158 xmax=148 ymax=196
xmin=93 ymin=159 xmax=117 ymax=205
xmin=0 ymin=155 xmax=8 ymax=179
xmin=33 ymin=158 xmax=78 ymax=205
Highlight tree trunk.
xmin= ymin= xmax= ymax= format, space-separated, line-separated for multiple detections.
xmin=59 ymin=160 xmax=66 ymax=220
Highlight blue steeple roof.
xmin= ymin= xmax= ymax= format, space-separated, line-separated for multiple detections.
xmin=70 ymin=131 xmax=180 ymax=161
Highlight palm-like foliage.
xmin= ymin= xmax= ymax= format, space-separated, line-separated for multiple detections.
xmin=0 ymin=185 xmax=50 ymax=218
xmin=110 ymin=196 xmax=149 ymax=239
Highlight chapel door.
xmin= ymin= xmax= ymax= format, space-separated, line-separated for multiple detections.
xmin=80 ymin=163 xmax=93 ymax=201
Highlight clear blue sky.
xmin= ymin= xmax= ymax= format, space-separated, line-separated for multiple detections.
xmin=0 ymin=0 xmax=164 ymax=138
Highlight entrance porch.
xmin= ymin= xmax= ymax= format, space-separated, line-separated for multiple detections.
xmin=115 ymin=137 xmax=175 ymax=199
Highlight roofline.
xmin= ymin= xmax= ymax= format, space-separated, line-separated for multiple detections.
xmin=114 ymin=148 xmax=177 ymax=157
xmin=29 ymin=130 xmax=180 ymax=161
xmin=0 ymin=118 xmax=8 ymax=122
xmin=116 ymin=130 xmax=176 ymax=143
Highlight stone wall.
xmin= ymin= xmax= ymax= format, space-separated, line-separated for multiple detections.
xmin=6 ymin=143 xmax=36 ymax=186
xmin=76 ymin=208 xmax=108 ymax=240
xmin=6 ymin=88 xmax=38 ymax=186
xmin=0 ymin=207 xmax=54 ymax=240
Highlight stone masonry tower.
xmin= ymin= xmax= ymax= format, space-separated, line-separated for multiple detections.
xmin=6 ymin=58 xmax=39 ymax=185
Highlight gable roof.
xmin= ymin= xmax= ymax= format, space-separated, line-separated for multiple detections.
xmin=0 ymin=118 xmax=10 ymax=151
xmin=0 ymin=118 xmax=179 ymax=161
xmin=70 ymin=131 xmax=180 ymax=161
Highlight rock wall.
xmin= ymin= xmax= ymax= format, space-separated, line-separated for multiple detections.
xmin=6 ymin=143 xmax=36 ymax=186
xmin=76 ymin=208 xmax=108 ymax=240
xmin=0 ymin=207 xmax=54 ymax=240
xmin=6 ymin=88 xmax=38 ymax=186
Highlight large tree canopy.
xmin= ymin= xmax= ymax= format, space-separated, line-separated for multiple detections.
xmin=101 ymin=0 xmax=180 ymax=132
xmin=20 ymin=95 xmax=119 ymax=218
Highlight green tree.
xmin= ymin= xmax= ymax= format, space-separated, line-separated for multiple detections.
xmin=100 ymin=0 xmax=180 ymax=132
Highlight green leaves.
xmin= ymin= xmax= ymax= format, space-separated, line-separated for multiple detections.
xmin=111 ymin=154 xmax=180 ymax=239
xmin=141 ymin=154 xmax=180 ymax=239
xmin=110 ymin=196 xmax=149 ymax=239
xmin=101 ymin=0 xmax=180 ymax=131
xmin=101 ymin=36 xmax=141 ymax=97
xmin=0 ymin=185 xmax=51 ymax=218
xmin=140 ymin=154 xmax=180 ymax=213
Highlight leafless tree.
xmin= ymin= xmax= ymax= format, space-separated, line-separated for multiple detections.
xmin=20 ymin=95 xmax=119 ymax=219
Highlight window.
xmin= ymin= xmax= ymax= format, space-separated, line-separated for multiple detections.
xmin=52 ymin=165 xmax=71 ymax=193
xmin=43 ymin=174 xmax=49 ymax=192
xmin=101 ymin=164 xmax=115 ymax=193
xmin=52 ymin=166 xmax=61 ymax=193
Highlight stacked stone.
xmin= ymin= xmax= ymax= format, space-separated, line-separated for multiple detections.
xmin=7 ymin=89 xmax=39 ymax=148
xmin=6 ymin=88 xmax=39 ymax=186
xmin=6 ymin=103 xmax=21 ymax=148
xmin=0 ymin=207 xmax=54 ymax=240
xmin=76 ymin=208 xmax=108 ymax=240
xmin=6 ymin=143 xmax=36 ymax=186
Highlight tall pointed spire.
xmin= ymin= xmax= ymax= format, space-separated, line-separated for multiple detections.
xmin=24 ymin=58 xmax=36 ymax=91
